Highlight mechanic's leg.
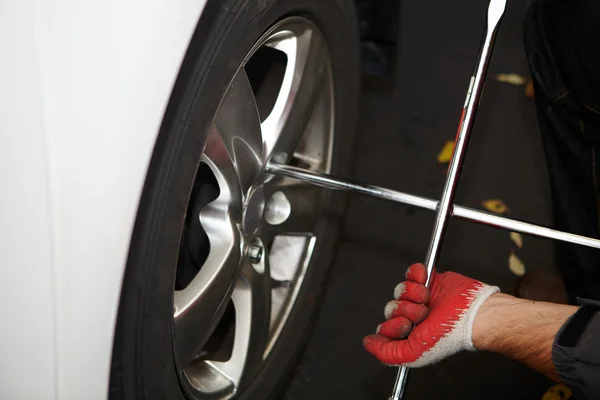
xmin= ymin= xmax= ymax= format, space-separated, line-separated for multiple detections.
xmin=524 ymin=0 xmax=600 ymax=302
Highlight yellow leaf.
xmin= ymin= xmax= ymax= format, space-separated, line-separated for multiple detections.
xmin=482 ymin=199 xmax=510 ymax=214
xmin=542 ymin=384 xmax=571 ymax=400
xmin=510 ymin=232 xmax=523 ymax=249
xmin=525 ymin=79 xmax=535 ymax=99
xmin=509 ymin=252 xmax=526 ymax=277
xmin=437 ymin=141 xmax=455 ymax=164
xmin=494 ymin=73 xmax=528 ymax=86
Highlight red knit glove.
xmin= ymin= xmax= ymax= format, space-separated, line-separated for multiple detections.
xmin=363 ymin=263 xmax=499 ymax=367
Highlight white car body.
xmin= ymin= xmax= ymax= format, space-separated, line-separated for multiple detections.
xmin=0 ymin=1 xmax=208 ymax=398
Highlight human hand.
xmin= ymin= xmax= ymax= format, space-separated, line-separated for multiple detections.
xmin=363 ymin=263 xmax=499 ymax=367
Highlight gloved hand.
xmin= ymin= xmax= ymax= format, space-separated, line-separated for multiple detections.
xmin=363 ymin=263 xmax=499 ymax=367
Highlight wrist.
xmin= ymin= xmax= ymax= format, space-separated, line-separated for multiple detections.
xmin=472 ymin=293 xmax=578 ymax=354
xmin=472 ymin=292 xmax=523 ymax=352
xmin=471 ymin=292 xmax=578 ymax=381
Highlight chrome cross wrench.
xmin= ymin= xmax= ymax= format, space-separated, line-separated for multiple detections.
xmin=388 ymin=0 xmax=507 ymax=397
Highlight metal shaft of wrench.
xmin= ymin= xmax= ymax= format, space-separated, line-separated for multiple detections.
xmin=266 ymin=163 xmax=600 ymax=251
xmin=389 ymin=0 xmax=507 ymax=397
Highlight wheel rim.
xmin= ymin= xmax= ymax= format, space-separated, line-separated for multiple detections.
xmin=172 ymin=17 xmax=335 ymax=399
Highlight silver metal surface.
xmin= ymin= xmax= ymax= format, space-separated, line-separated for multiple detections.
xmin=391 ymin=0 xmax=507 ymax=396
xmin=453 ymin=207 xmax=600 ymax=249
xmin=264 ymin=190 xmax=293 ymax=226
xmin=243 ymin=187 xmax=266 ymax=236
xmin=423 ymin=0 xmax=506 ymax=284
xmin=175 ymin=16 xmax=336 ymax=399
xmin=266 ymin=163 xmax=437 ymax=212
xmin=266 ymin=163 xmax=600 ymax=250
xmin=248 ymin=244 xmax=264 ymax=264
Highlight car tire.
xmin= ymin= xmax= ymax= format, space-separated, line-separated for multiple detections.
xmin=109 ymin=1 xmax=360 ymax=399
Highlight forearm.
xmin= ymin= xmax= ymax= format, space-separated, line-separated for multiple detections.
xmin=472 ymin=293 xmax=577 ymax=381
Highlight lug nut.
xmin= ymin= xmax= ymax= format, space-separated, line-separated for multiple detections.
xmin=248 ymin=244 xmax=263 ymax=264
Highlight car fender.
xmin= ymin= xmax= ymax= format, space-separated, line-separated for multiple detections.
xmin=0 ymin=0 xmax=208 ymax=398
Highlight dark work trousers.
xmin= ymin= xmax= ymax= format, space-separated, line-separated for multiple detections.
xmin=524 ymin=0 xmax=600 ymax=303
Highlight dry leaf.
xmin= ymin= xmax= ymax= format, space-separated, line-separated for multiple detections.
xmin=542 ymin=384 xmax=571 ymax=400
xmin=437 ymin=140 xmax=455 ymax=164
xmin=510 ymin=232 xmax=523 ymax=249
xmin=525 ymin=80 xmax=535 ymax=99
xmin=494 ymin=73 xmax=528 ymax=86
xmin=509 ymin=252 xmax=526 ymax=276
xmin=482 ymin=199 xmax=510 ymax=215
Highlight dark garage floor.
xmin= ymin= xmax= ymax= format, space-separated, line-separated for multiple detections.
xmin=284 ymin=0 xmax=559 ymax=399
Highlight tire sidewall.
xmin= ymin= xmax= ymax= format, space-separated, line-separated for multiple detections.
xmin=111 ymin=1 xmax=360 ymax=399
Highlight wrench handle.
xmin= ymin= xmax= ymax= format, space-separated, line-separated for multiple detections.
xmin=388 ymin=0 xmax=507 ymax=398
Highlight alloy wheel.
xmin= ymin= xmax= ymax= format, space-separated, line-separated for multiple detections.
xmin=172 ymin=17 xmax=335 ymax=399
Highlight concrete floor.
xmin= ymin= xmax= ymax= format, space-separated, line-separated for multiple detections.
xmin=284 ymin=0 xmax=559 ymax=399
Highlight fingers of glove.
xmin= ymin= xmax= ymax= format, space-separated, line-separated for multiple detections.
xmin=394 ymin=280 xmax=430 ymax=304
xmin=405 ymin=263 xmax=428 ymax=284
xmin=384 ymin=300 xmax=429 ymax=323
xmin=377 ymin=316 xmax=413 ymax=340
xmin=363 ymin=334 xmax=419 ymax=366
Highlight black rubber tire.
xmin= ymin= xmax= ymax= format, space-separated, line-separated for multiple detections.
xmin=109 ymin=1 xmax=360 ymax=399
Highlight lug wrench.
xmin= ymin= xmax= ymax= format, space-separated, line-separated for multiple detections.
xmin=268 ymin=0 xmax=508 ymax=397
xmin=388 ymin=0 xmax=507 ymax=397
xmin=265 ymin=0 xmax=600 ymax=396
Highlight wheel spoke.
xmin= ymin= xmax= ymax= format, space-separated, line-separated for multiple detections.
xmin=261 ymin=22 xmax=328 ymax=163
xmin=208 ymin=255 xmax=272 ymax=389
xmin=173 ymin=194 xmax=244 ymax=367
xmin=213 ymin=68 xmax=264 ymax=197
xmin=261 ymin=179 xmax=321 ymax=242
